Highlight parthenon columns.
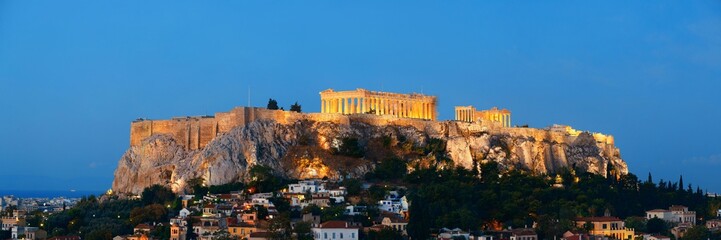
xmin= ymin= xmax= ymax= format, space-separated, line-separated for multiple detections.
xmin=319 ymin=89 xmax=437 ymax=120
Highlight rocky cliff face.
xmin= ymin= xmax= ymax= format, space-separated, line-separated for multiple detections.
xmin=112 ymin=118 xmax=628 ymax=194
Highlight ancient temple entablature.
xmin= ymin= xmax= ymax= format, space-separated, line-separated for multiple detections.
xmin=319 ymin=88 xmax=437 ymax=120
xmin=455 ymin=105 xmax=511 ymax=127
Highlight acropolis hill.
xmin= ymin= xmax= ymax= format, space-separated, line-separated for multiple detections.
xmin=114 ymin=88 xmax=627 ymax=194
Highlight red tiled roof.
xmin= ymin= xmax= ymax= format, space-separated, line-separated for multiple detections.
xmin=135 ymin=223 xmax=153 ymax=229
xmin=563 ymin=235 xmax=581 ymax=240
xmin=318 ymin=220 xmax=359 ymax=229
xmin=647 ymin=209 xmax=669 ymax=212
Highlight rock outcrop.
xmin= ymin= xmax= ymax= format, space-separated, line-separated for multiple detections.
xmin=112 ymin=115 xmax=628 ymax=194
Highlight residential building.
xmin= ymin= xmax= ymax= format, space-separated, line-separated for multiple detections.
xmin=510 ymin=228 xmax=537 ymax=240
xmin=437 ymin=228 xmax=470 ymax=240
xmin=288 ymin=180 xmax=326 ymax=194
xmin=671 ymin=223 xmax=692 ymax=239
xmin=1 ymin=216 xmax=25 ymax=231
xmin=706 ymin=219 xmax=721 ymax=230
xmin=644 ymin=234 xmax=671 ymax=240
xmin=134 ymin=224 xmax=153 ymax=234
xmin=312 ymin=221 xmax=360 ymax=240
xmin=669 ymin=205 xmax=696 ymax=225
xmin=574 ymin=217 xmax=635 ymax=240
xmin=380 ymin=215 xmax=408 ymax=235
xmin=192 ymin=217 xmax=221 ymax=240
xmin=646 ymin=209 xmax=673 ymax=221
xmin=170 ymin=223 xmax=186 ymax=240
xmin=202 ymin=204 xmax=218 ymax=217
xmin=25 ymin=227 xmax=48 ymax=240
xmin=344 ymin=205 xmax=367 ymax=216
xmin=228 ymin=222 xmax=258 ymax=239
xmin=645 ymin=205 xmax=696 ymax=225
xmin=179 ymin=208 xmax=190 ymax=218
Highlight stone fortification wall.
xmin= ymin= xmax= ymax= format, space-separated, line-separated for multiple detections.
xmin=130 ymin=106 xmax=441 ymax=150
xmin=131 ymin=106 xmax=615 ymax=152
xmin=130 ymin=116 xmax=218 ymax=150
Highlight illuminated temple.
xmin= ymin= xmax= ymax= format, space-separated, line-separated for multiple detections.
xmin=319 ymin=88 xmax=437 ymax=120
xmin=454 ymin=105 xmax=511 ymax=127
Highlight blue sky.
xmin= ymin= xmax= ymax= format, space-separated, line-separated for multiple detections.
xmin=1 ymin=1 xmax=720 ymax=192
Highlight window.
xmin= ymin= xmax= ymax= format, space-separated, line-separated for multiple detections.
xmin=340 ymin=233 xmax=344 ymax=238
xmin=352 ymin=233 xmax=355 ymax=238
xmin=324 ymin=233 xmax=327 ymax=239
xmin=602 ymin=224 xmax=607 ymax=229
xmin=333 ymin=232 xmax=336 ymax=238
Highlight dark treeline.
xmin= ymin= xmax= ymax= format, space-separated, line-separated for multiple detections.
xmin=401 ymin=162 xmax=718 ymax=239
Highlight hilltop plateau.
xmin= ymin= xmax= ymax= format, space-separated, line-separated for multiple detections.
xmin=112 ymin=108 xmax=627 ymax=194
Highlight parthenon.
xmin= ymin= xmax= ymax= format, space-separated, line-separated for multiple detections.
xmin=319 ymin=88 xmax=437 ymax=120
xmin=455 ymin=106 xmax=511 ymax=127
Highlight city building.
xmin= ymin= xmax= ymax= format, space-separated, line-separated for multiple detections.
xmin=311 ymin=221 xmax=360 ymax=240
xmin=574 ymin=216 xmax=635 ymax=240
xmin=380 ymin=215 xmax=408 ymax=236
xmin=645 ymin=205 xmax=696 ymax=225
xmin=509 ymin=228 xmax=538 ymax=240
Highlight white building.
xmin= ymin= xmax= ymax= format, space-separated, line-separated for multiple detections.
xmin=669 ymin=205 xmax=696 ymax=225
xmin=646 ymin=209 xmax=674 ymax=221
xmin=344 ymin=206 xmax=367 ymax=216
xmin=645 ymin=205 xmax=696 ymax=225
xmin=312 ymin=221 xmax=360 ymax=240
xmin=377 ymin=199 xmax=402 ymax=213
xmin=438 ymin=228 xmax=470 ymax=240
xmin=179 ymin=208 xmax=191 ymax=218
xmin=288 ymin=180 xmax=326 ymax=194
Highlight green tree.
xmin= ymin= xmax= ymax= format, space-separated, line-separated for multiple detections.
xmin=293 ymin=221 xmax=313 ymax=240
xmin=186 ymin=217 xmax=198 ymax=240
xmin=371 ymin=157 xmax=407 ymax=181
xmin=0 ymin=230 xmax=10 ymax=240
xmin=334 ymin=137 xmax=364 ymax=158
xmin=646 ymin=217 xmax=667 ymax=234
xmin=267 ymin=214 xmax=291 ymax=240
xmin=248 ymin=165 xmax=285 ymax=193
xmin=366 ymin=228 xmax=403 ymax=240
xmin=84 ymin=229 xmax=113 ymax=240
xmin=624 ymin=217 xmax=647 ymax=233
xmin=149 ymin=224 xmax=170 ymax=240
xmin=683 ymin=225 xmax=710 ymax=240
xmin=130 ymin=204 xmax=169 ymax=225
xmin=342 ymin=178 xmax=363 ymax=196
xmin=141 ymin=184 xmax=176 ymax=205
xmin=267 ymin=98 xmax=279 ymax=110
xmin=290 ymin=102 xmax=302 ymax=113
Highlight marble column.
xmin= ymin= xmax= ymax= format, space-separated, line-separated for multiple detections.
xmin=378 ymin=98 xmax=383 ymax=115
xmin=350 ymin=98 xmax=355 ymax=114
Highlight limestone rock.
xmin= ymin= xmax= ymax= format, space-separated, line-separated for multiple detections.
xmin=112 ymin=118 xmax=628 ymax=194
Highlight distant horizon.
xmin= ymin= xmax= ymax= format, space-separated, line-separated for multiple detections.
xmin=0 ymin=189 xmax=104 ymax=198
